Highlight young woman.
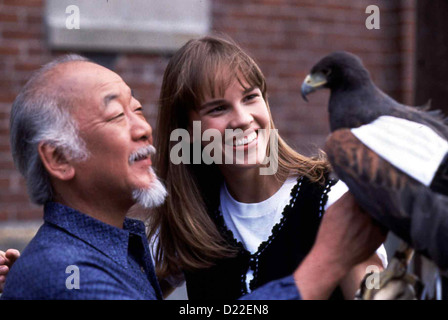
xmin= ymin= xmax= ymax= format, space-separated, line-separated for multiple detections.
xmin=149 ymin=35 xmax=386 ymax=300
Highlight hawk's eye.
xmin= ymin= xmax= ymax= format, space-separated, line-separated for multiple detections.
xmin=322 ymin=68 xmax=332 ymax=76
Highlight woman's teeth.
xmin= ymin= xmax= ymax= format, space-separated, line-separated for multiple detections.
xmin=234 ymin=131 xmax=257 ymax=147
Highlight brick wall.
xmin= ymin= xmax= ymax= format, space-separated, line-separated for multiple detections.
xmin=0 ymin=0 xmax=416 ymax=222
xmin=0 ymin=0 xmax=50 ymax=222
xmin=212 ymin=0 xmax=416 ymax=150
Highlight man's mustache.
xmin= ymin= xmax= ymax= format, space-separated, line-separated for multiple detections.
xmin=128 ymin=145 xmax=156 ymax=165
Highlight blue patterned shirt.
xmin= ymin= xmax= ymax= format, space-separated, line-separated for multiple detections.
xmin=1 ymin=202 xmax=162 ymax=300
xmin=1 ymin=202 xmax=301 ymax=300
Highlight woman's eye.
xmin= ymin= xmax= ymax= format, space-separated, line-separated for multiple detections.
xmin=209 ymin=105 xmax=225 ymax=114
xmin=244 ymin=93 xmax=259 ymax=102
xmin=135 ymin=107 xmax=144 ymax=113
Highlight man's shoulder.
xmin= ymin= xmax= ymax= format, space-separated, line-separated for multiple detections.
xmin=17 ymin=222 xmax=99 ymax=263
xmin=1 ymin=223 xmax=116 ymax=299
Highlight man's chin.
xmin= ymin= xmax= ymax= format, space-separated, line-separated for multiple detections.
xmin=132 ymin=168 xmax=167 ymax=209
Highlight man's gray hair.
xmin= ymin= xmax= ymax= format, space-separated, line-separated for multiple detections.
xmin=10 ymin=54 xmax=91 ymax=205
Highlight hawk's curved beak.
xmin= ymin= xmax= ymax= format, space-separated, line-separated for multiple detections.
xmin=301 ymin=73 xmax=327 ymax=102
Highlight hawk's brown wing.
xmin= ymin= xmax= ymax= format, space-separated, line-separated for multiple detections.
xmin=325 ymin=129 xmax=448 ymax=270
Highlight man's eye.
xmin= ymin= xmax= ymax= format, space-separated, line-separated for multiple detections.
xmin=108 ymin=113 xmax=124 ymax=121
xmin=135 ymin=107 xmax=144 ymax=113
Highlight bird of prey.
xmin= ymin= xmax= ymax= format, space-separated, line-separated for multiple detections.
xmin=300 ymin=51 xmax=448 ymax=276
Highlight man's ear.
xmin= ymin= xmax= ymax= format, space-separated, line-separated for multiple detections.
xmin=37 ymin=142 xmax=75 ymax=181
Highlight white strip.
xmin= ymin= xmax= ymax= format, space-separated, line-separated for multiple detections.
xmin=324 ymin=180 xmax=349 ymax=211
xmin=351 ymin=116 xmax=448 ymax=186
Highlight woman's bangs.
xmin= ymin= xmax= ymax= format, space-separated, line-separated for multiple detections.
xmin=194 ymin=52 xmax=265 ymax=106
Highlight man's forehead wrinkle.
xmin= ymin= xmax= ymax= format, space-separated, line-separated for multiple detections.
xmin=98 ymin=81 xmax=133 ymax=108
xmin=42 ymin=61 xmax=129 ymax=112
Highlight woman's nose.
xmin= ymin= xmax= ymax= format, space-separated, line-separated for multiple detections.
xmin=229 ymin=104 xmax=253 ymax=129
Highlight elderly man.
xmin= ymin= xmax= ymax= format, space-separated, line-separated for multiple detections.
xmin=1 ymin=55 xmax=385 ymax=299
xmin=1 ymin=55 xmax=168 ymax=299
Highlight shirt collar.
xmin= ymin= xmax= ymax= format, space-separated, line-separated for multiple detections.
xmin=43 ymin=202 xmax=147 ymax=268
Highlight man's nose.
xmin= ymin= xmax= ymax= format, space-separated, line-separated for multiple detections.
xmin=229 ymin=104 xmax=253 ymax=129
xmin=131 ymin=114 xmax=153 ymax=144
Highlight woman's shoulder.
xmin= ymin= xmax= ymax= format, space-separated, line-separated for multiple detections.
xmin=289 ymin=173 xmax=348 ymax=211
xmin=324 ymin=180 xmax=349 ymax=210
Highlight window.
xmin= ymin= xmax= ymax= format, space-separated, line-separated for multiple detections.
xmin=45 ymin=0 xmax=211 ymax=52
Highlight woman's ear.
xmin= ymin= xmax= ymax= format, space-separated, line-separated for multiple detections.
xmin=37 ymin=142 xmax=75 ymax=181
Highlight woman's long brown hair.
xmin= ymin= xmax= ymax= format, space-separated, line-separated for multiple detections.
xmin=148 ymin=35 xmax=330 ymax=278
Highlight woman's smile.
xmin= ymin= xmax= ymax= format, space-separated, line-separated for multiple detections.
xmin=232 ymin=130 xmax=258 ymax=147
xmin=225 ymin=130 xmax=258 ymax=148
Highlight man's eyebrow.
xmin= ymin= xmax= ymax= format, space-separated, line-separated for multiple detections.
xmin=103 ymin=89 xmax=133 ymax=107
xmin=103 ymin=93 xmax=120 ymax=107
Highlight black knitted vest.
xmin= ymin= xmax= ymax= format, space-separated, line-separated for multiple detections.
xmin=184 ymin=176 xmax=344 ymax=300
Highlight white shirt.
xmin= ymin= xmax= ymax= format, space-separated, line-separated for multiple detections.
xmin=220 ymin=178 xmax=388 ymax=293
